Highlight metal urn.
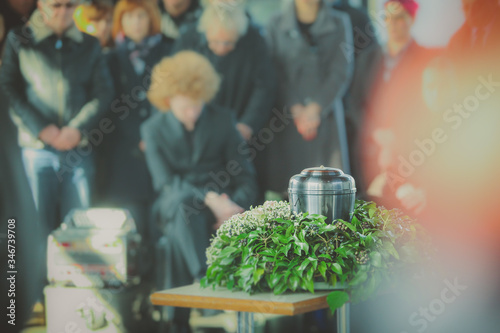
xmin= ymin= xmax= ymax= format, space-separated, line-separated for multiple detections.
xmin=288 ymin=167 xmax=356 ymax=224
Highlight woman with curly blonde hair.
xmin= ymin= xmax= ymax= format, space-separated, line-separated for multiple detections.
xmin=141 ymin=50 xmax=257 ymax=332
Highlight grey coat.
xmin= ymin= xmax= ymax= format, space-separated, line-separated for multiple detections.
xmin=261 ymin=1 xmax=354 ymax=193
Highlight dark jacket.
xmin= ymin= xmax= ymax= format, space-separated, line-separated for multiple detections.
xmin=0 ymin=10 xmax=113 ymax=149
xmin=141 ymin=104 xmax=258 ymax=222
xmin=99 ymin=35 xmax=174 ymax=203
xmin=261 ymin=1 xmax=354 ymax=193
xmin=173 ymin=22 xmax=276 ymax=134
xmin=0 ymin=0 xmax=36 ymax=53
xmin=0 ymin=88 xmax=41 ymax=333
xmin=159 ymin=0 xmax=201 ymax=39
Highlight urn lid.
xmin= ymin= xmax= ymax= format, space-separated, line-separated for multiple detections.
xmin=288 ymin=166 xmax=356 ymax=195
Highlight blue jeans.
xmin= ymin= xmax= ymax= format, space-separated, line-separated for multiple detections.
xmin=22 ymin=147 xmax=94 ymax=282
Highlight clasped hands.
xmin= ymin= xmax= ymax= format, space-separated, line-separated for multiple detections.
xmin=291 ymin=102 xmax=321 ymax=141
xmin=39 ymin=124 xmax=81 ymax=151
xmin=204 ymin=191 xmax=244 ymax=230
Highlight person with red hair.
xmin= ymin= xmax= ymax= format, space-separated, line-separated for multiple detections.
xmin=96 ymin=1 xmax=174 ymax=307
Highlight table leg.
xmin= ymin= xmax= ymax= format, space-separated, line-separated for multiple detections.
xmin=237 ymin=312 xmax=254 ymax=333
xmin=337 ymin=302 xmax=350 ymax=333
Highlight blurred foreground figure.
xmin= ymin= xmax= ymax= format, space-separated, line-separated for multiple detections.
xmin=143 ymin=51 xmax=257 ymax=333
xmin=353 ymin=2 xmax=500 ymax=332
xmin=0 ymin=0 xmax=113 ymax=292
xmin=261 ymin=0 xmax=353 ymax=196
xmin=0 ymin=36 xmax=41 ymax=333
xmin=360 ymin=0 xmax=439 ymax=214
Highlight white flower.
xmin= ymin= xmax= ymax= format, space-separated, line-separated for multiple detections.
xmin=206 ymin=201 xmax=292 ymax=265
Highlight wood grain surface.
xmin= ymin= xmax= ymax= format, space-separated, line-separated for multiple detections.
xmin=151 ymin=283 xmax=338 ymax=316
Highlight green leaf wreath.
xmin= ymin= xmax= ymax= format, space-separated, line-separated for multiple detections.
xmin=201 ymin=200 xmax=430 ymax=311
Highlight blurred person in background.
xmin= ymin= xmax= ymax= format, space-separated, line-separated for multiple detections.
xmin=359 ymin=0 xmax=440 ymax=214
xmin=173 ymin=2 xmax=275 ymax=142
xmin=142 ymin=51 xmax=257 ymax=333
xmin=75 ymin=0 xmax=115 ymax=48
xmin=96 ymin=0 xmax=174 ymax=306
xmin=0 ymin=0 xmax=113 ymax=296
xmin=448 ymin=0 xmax=500 ymax=69
xmin=261 ymin=0 xmax=353 ymax=197
xmin=159 ymin=0 xmax=201 ymax=39
xmin=0 ymin=0 xmax=36 ymax=52
xmin=332 ymin=0 xmax=380 ymax=199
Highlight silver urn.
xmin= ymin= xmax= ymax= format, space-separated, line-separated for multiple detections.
xmin=288 ymin=167 xmax=356 ymax=224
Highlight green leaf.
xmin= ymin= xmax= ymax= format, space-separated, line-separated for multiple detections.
xmin=383 ymin=241 xmax=400 ymax=260
xmin=335 ymin=247 xmax=347 ymax=257
xmin=281 ymin=243 xmax=292 ymax=256
xmin=303 ymin=277 xmax=315 ymax=293
xmin=329 ymin=274 xmax=337 ymax=286
xmin=220 ymin=256 xmax=235 ymax=266
xmin=351 ymin=216 xmax=359 ymax=226
xmin=349 ymin=271 xmax=368 ymax=286
xmin=318 ymin=261 xmax=327 ymax=278
xmin=306 ymin=267 xmax=314 ymax=281
xmin=274 ymin=280 xmax=288 ymax=295
xmin=331 ymin=263 xmax=343 ymax=275
xmin=216 ymin=272 xmax=224 ymax=284
xmin=326 ymin=291 xmax=349 ymax=312
xmin=220 ymin=246 xmax=238 ymax=256
xmin=288 ymin=274 xmax=300 ymax=291
xmin=200 ymin=277 xmax=208 ymax=288
xmin=227 ymin=279 xmax=235 ymax=290
xmin=269 ymin=273 xmax=282 ymax=288
xmin=238 ymin=267 xmax=253 ymax=279
xmin=298 ymin=259 xmax=310 ymax=272
xmin=277 ymin=234 xmax=293 ymax=244
xmin=253 ymin=268 xmax=265 ymax=284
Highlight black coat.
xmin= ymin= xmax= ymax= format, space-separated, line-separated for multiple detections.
xmin=99 ymin=36 xmax=174 ymax=203
xmin=172 ymin=23 xmax=276 ymax=134
xmin=0 ymin=88 xmax=41 ymax=332
xmin=0 ymin=11 xmax=113 ymax=149
xmin=141 ymin=104 xmax=258 ymax=224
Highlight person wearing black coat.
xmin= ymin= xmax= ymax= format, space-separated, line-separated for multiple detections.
xmin=0 ymin=79 xmax=42 ymax=333
xmin=159 ymin=0 xmax=201 ymax=39
xmin=98 ymin=0 xmax=174 ymax=238
xmin=142 ymin=51 xmax=257 ymax=332
xmin=0 ymin=5 xmax=114 ymax=290
xmin=172 ymin=3 xmax=276 ymax=142
xmin=0 ymin=0 xmax=36 ymax=53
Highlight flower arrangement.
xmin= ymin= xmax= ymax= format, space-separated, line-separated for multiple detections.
xmin=201 ymin=200 xmax=429 ymax=310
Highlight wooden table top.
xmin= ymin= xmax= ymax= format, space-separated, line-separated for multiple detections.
xmin=151 ymin=283 xmax=338 ymax=316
